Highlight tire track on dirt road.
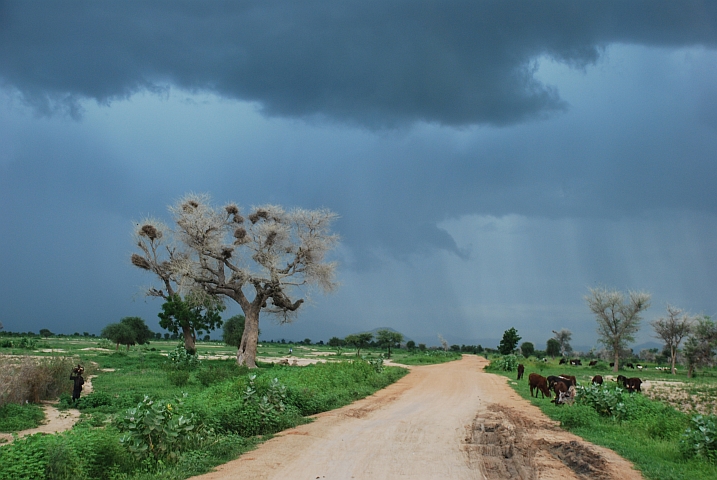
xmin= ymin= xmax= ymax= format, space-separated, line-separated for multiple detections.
xmin=192 ymin=355 xmax=643 ymax=480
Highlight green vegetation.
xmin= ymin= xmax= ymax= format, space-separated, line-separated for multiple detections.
xmin=0 ymin=340 xmax=409 ymax=480
xmin=491 ymin=355 xmax=717 ymax=480
xmin=0 ymin=403 xmax=45 ymax=432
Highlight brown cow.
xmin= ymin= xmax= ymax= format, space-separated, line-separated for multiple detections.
xmin=592 ymin=375 xmax=603 ymax=385
xmin=588 ymin=360 xmax=598 ymax=366
xmin=552 ymin=380 xmax=574 ymax=405
xmin=529 ymin=373 xmax=551 ymax=399
xmin=559 ymin=374 xmax=577 ymax=387
xmin=517 ymin=364 xmax=525 ymax=380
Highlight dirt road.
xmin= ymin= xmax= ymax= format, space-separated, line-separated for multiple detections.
xmin=193 ymin=355 xmax=643 ymax=480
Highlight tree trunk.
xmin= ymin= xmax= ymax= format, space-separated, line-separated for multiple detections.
xmin=182 ymin=326 xmax=196 ymax=354
xmin=613 ymin=349 xmax=619 ymax=373
xmin=688 ymin=364 xmax=694 ymax=378
xmin=237 ymin=307 xmax=260 ymax=368
xmin=671 ymin=347 xmax=677 ymax=375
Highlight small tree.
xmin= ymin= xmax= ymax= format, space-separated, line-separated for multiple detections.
xmin=406 ymin=340 xmax=416 ymax=351
xmin=101 ymin=323 xmax=136 ymax=351
xmin=683 ymin=316 xmax=717 ymax=378
xmin=344 ymin=333 xmax=373 ymax=356
xmin=328 ymin=336 xmax=344 ymax=347
xmin=120 ymin=317 xmax=153 ymax=346
xmin=585 ymin=287 xmax=651 ymax=372
xmin=222 ymin=314 xmax=246 ymax=348
xmin=546 ymin=338 xmax=561 ymax=357
xmin=498 ymin=327 xmax=521 ymax=355
xmin=158 ymin=293 xmax=224 ymax=354
xmin=651 ymin=304 xmax=694 ymax=375
xmin=520 ymin=341 xmax=535 ymax=357
xmin=39 ymin=329 xmax=53 ymax=338
xmin=551 ymin=329 xmax=573 ymax=355
xmin=376 ymin=329 xmax=403 ymax=358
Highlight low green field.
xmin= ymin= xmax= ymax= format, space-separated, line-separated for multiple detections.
xmin=0 ymin=336 xmax=461 ymax=480
xmin=489 ymin=356 xmax=717 ymax=480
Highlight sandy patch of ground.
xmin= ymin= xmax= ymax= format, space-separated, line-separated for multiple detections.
xmin=191 ymin=356 xmax=643 ymax=480
xmin=259 ymin=356 xmax=327 ymax=366
xmin=0 ymin=402 xmax=80 ymax=445
xmin=79 ymin=347 xmax=112 ymax=351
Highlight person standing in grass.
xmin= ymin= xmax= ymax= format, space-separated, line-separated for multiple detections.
xmin=70 ymin=365 xmax=84 ymax=402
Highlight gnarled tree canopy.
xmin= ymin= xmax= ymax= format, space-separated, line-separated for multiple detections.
xmin=132 ymin=193 xmax=340 ymax=367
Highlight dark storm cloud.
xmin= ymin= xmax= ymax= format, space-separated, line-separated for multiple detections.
xmin=1 ymin=1 xmax=715 ymax=126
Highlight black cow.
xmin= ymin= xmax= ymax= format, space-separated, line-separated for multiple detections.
xmin=616 ymin=375 xmax=629 ymax=389
xmin=626 ymin=377 xmax=642 ymax=393
xmin=559 ymin=358 xmax=567 ymax=365
xmin=592 ymin=375 xmax=603 ymax=385
xmin=626 ymin=363 xmax=635 ymax=369
xmin=588 ymin=360 xmax=598 ymax=366
xmin=570 ymin=359 xmax=582 ymax=366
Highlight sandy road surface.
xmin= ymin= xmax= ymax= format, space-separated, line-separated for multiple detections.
xmin=193 ymin=356 xmax=643 ymax=480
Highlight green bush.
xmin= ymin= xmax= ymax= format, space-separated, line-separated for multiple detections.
xmin=488 ymin=354 xmax=519 ymax=372
xmin=0 ymin=403 xmax=45 ymax=432
xmin=76 ymin=392 xmax=114 ymax=410
xmin=117 ymin=394 xmax=209 ymax=463
xmin=167 ymin=370 xmax=190 ymax=387
xmin=166 ymin=344 xmax=201 ymax=371
xmin=680 ymin=415 xmax=717 ymax=462
xmin=574 ymin=384 xmax=630 ymax=419
xmin=555 ymin=404 xmax=601 ymax=429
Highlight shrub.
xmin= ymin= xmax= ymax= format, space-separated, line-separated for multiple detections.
xmin=75 ymin=392 xmax=114 ymax=410
xmin=555 ymin=404 xmax=601 ymax=429
xmin=489 ymin=354 xmax=518 ymax=372
xmin=117 ymin=394 xmax=210 ymax=463
xmin=0 ymin=356 xmax=76 ymax=407
xmin=167 ymin=369 xmax=190 ymax=386
xmin=574 ymin=384 xmax=630 ymax=419
xmin=166 ymin=344 xmax=201 ymax=371
xmin=680 ymin=414 xmax=717 ymax=462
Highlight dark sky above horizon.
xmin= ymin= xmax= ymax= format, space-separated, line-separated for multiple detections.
xmin=1 ymin=1 xmax=716 ymax=349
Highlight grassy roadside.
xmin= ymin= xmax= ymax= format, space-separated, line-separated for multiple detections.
xmin=0 ymin=349 xmax=409 ymax=480
xmin=490 ymin=362 xmax=717 ymax=480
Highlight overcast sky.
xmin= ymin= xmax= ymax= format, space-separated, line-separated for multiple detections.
xmin=1 ymin=1 xmax=716 ymax=349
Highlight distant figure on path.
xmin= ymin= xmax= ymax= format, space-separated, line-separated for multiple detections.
xmin=70 ymin=364 xmax=85 ymax=402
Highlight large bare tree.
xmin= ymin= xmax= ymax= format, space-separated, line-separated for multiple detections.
xmin=131 ymin=193 xmax=340 ymax=367
xmin=585 ymin=287 xmax=651 ymax=372
xmin=651 ymin=304 xmax=693 ymax=375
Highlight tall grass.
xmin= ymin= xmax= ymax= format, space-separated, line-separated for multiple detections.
xmin=0 ymin=356 xmax=77 ymax=407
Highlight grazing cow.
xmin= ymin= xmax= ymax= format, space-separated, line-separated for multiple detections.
xmin=529 ymin=373 xmax=552 ymax=399
xmin=559 ymin=374 xmax=577 ymax=387
xmin=626 ymin=377 xmax=642 ymax=393
xmin=637 ymin=364 xmax=643 ymax=370
xmin=616 ymin=375 xmax=629 ymax=389
xmin=610 ymin=362 xmax=615 ymax=368
xmin=570 ymin=359 xmax=582 ymax=366
xmin=517 ymin=364 xmax=525 ymax=380
xmin=626 ymin=363 xmax=635 ymax=369
xmin=588 ymin=360 xmax=598 ymax=366
xmin=592 ymin=375 xmax=603 ymax=385
xmin=559 ymin=358 xmax=567 ymax=365
xmin=552 ymin=380 xmax=575 ymax=405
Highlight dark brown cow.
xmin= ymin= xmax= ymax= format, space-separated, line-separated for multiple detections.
xmin=517 ymin=364 xmax=525 ymax=380
xmin=626 ymin=377 xmax=642 ymax=393
xmin=529 ymin=373 xmax=551 ymax=399
xmin=559 ymin=374 xmax=577 ymax=387
xmin=616 ymin=375 xmax=628 ymax=389
xmin=588 ymin=360 xmax=598 ymax=366
xmin=592 ymin=375 xmax=603 ymax=385
xmin=552 ymin=380 xmax=573 ymax=405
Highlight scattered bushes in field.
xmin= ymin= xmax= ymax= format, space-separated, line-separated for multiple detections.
xmin=0 ymin=356 xmax=76 ymax=407
xmin=574 ymin=385 xmax=630 ymax=419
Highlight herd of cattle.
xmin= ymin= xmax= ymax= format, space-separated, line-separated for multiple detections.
xmin=515 ymin=363 xmax=643 ymax=405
